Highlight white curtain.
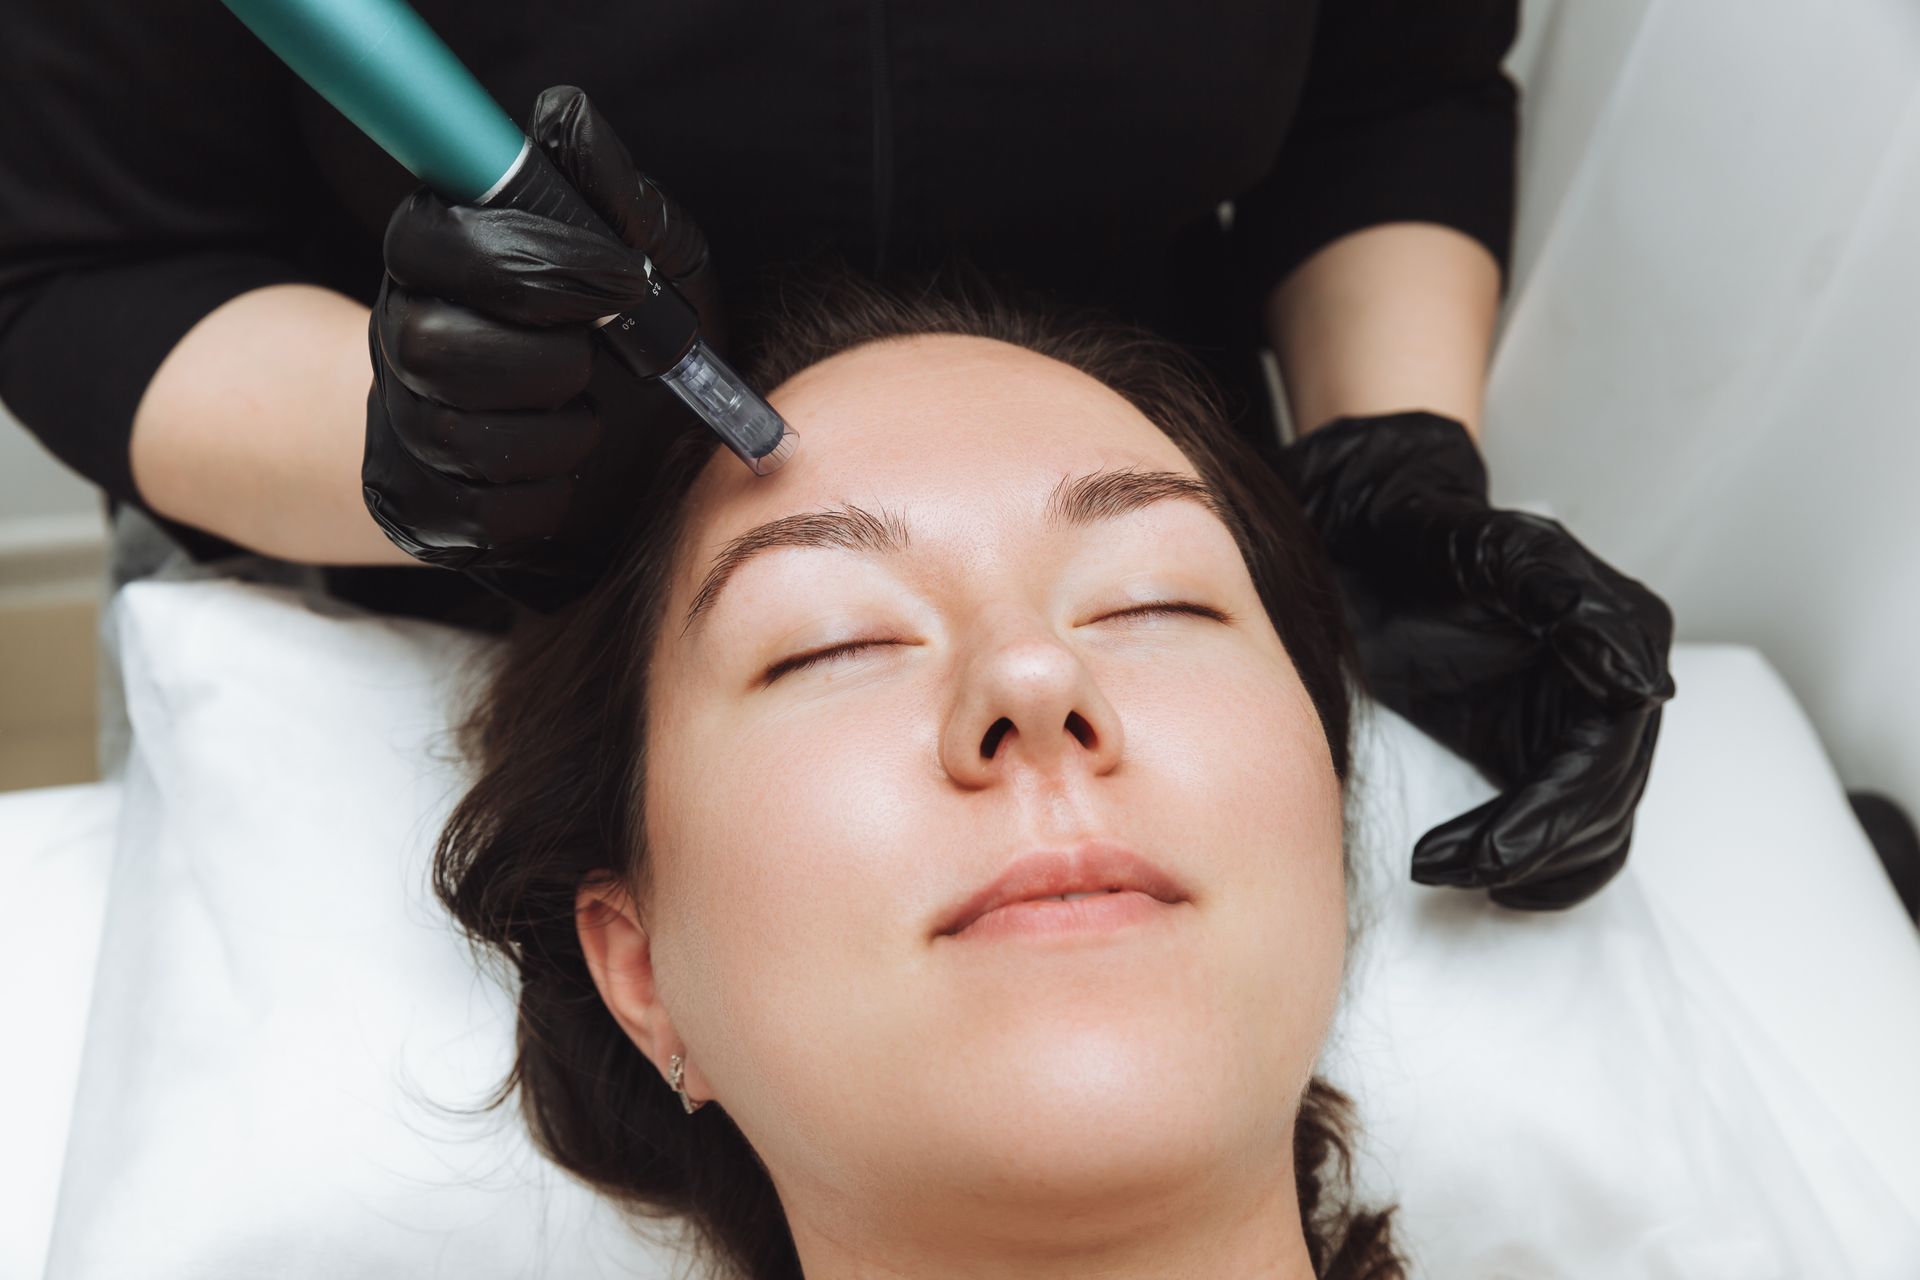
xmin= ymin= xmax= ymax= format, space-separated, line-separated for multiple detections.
xmin=1488 ymin=0 xmax=1920 ymax=821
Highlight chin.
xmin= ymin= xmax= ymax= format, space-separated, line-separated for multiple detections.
xmin=924 ymin=1019 xmax=1254 ymax=1164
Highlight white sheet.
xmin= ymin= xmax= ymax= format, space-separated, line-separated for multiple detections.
xmin=1331 ymin=653 xmax=1920 ymax=1276
xmin=0 ymin=782 xmax=119 ymax=1280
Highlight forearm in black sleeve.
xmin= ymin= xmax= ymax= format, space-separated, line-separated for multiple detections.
xmin=0 ymin=0 xmax=318 ymax=522
xmin=1230 ymin=0 xmax=1521 ymax=304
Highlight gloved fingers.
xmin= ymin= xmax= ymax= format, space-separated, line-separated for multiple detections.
xmin=362 ymin=439 xmax=576 ymax=562
xmin=1458 ymin=510 xmax=1677 ymax=710
xmin=371 ymin=328 xmax=601 ymax=486
xmin=385 ymin=396 xmax=602 ymax=486
xmin=382 ymin=186 xmax=655 ymax=326
xmin=1553 ymin=581 xmax=1676 ymax=710
xmin=365 ymin=340 xmax=582 ymax=557
xmin=528 ymin=85 xmax=727 ymax=346
xmin=1487 ymin=850 xmax=1629 ymax=911
xmin=527 ymin=86 xmax=701 ymax=275
xmin=376 ymin=282 xmax=594 ymax=411
xmin=1279 ymin=412 xmax=1485 ymax=510
xmin=1410 ymin=703 xmax=1664 ymax=908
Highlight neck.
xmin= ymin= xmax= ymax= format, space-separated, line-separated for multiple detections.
xmin=785 ymin=1153 xmax=1317 ymax=1280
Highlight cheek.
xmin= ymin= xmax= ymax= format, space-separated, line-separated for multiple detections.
xmin=640 ymin=687 xmax=935 ymax=1043
xmin=1106 ymin=646 xmax=1349 ymax=1070
xmin=1111 ymin=642 xmax=1344 ymax=866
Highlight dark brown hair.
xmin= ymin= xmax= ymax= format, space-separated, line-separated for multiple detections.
xmin=434 ymin=263 xmax=1403 ymax=1278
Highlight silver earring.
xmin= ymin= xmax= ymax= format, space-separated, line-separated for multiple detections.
xmin=668 ymin=1053 xmax=704 ymax=1114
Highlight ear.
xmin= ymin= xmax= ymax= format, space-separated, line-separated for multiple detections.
xmin=576 ymin=875 xmax=706 ymax=1098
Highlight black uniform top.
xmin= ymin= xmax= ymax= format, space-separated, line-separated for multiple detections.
xmin=0 ymin=0 xmax=1518 ymax=627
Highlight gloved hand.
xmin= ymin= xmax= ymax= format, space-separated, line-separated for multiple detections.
xmin=1275 ymin=411 xmax=1676 ymax=909
xmin=364 ymin=85 xmax=721 ymax=608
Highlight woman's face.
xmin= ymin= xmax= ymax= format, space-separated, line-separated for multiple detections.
xmin=586 ymin=334 xmax=1347 ymax=1242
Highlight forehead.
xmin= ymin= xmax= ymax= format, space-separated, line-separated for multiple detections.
xmin=674 ymin=334 xmax=1199 ymax=560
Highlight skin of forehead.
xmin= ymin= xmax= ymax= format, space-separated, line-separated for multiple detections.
xmin=664 ymin=333 xmax=1203 ymax=617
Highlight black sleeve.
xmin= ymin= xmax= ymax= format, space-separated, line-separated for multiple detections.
xmin=0 ymin=0 xmax=316 ymax=518
xmin=1229 ymin=0 xmax=1521 ymax=305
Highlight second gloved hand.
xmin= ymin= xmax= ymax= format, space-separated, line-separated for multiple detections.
xmin=1276 ymin=411 xmax=1677 ymax=909
xmin=364 ymin=85 xmax=722 ymax=607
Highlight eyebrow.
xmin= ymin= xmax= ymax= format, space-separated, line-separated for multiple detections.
xmin=680 ymin=467 xmax=1234 ymax=635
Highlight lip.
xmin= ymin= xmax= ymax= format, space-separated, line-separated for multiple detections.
xmin=933 ymin=840 xmax=1191 ymax=940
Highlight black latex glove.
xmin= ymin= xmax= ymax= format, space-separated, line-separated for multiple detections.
xmin=1275 ymin=411 xmax=1677 ymax=909
xmin=364 ymin=85 xmax=722 ymax=608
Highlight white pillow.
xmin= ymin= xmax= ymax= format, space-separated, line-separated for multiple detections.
xmin=47 ymin=580 xmax=694 ymax=1278
xmin=42 ymin=578 xmax=1920 ymax=1278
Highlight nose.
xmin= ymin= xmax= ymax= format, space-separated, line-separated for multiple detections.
xmin=939 ymin=624 xmax=1125 ymax=789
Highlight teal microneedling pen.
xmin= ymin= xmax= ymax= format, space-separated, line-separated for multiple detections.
xmin=220 ymin=0 xmax=797 ymax=476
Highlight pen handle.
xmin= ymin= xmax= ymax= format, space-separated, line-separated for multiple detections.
xmin=219 ymin=0 xmax=700 ymax=376
xmin=220 ymin=0 xmax=524 ymax=201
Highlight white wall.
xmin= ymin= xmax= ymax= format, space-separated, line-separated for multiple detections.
xmin=1 ymin=408 xmax=98 ymax=520
xmin=1492 ymin=0 xmax=1920 ymax=818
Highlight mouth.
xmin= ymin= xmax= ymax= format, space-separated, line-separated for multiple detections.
xmin=934 ymin=840 xmax=1191 ymax=940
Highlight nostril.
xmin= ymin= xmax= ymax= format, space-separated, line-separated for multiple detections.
xmin=980 ymin=717 xmax=1013 ymax=758
xmin=1064 ymin=710 xmax=1095 ymax=749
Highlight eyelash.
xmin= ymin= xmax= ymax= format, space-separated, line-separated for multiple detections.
xmin=760 ymin=601 xmax=1230 ymax=684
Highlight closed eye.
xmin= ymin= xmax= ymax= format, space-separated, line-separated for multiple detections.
xmin=1094 ymin=600 xmax=1233 ymax=626
xmin=760 ymin=602 xmax=1230 ymax=686
xmin=761 ymin=639 xmax=902 ymax=685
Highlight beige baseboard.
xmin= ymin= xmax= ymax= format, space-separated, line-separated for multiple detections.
xmin=0 ymin=514 xmax=106 ymax=791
